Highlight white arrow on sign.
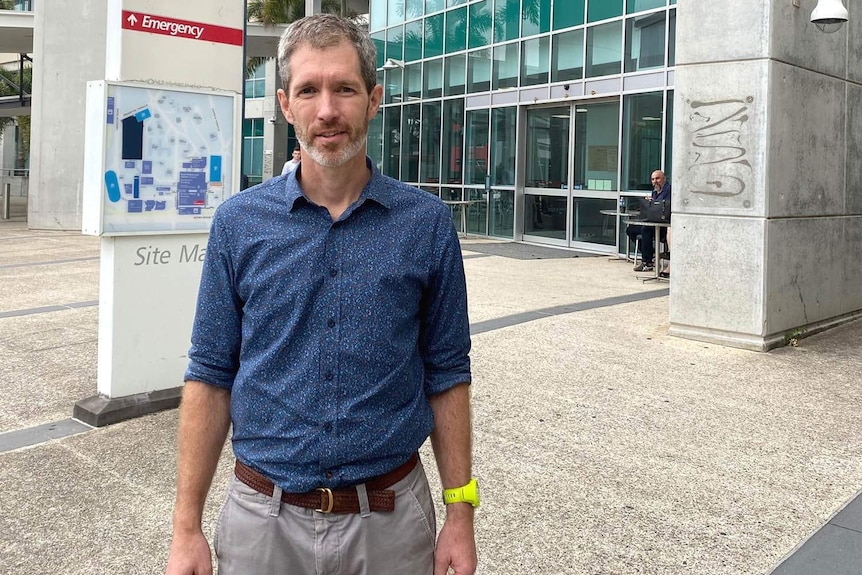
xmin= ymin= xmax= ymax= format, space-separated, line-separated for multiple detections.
xmin=127 ymin=13 xmax=138 ymax=26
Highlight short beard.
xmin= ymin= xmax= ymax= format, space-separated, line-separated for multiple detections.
xmin=296 ymin=120 xmax=369 ymax=168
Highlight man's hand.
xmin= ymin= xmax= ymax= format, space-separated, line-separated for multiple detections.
xmin=165 ymin=528 xmax=213 ymax=575
xmin=434 ymin=504 xmax=477 ymax=575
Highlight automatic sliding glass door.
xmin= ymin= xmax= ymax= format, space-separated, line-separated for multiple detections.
xmin=524 ymin=106 xmax=570 ymax=246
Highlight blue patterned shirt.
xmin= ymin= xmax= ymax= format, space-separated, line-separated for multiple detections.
xmin=185 ymin=159 xmax=472 ymax=492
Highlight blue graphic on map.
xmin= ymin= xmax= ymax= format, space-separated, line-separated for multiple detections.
xmin=99 ymin=84 xmax=235 ymax=233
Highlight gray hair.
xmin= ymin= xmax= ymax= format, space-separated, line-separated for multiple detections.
xmin=277 ymin=14 xmax=377 ymax=94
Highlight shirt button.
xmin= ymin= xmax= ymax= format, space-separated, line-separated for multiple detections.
xmin=325 ymin=371 xmax=333 ymax=381
xmin=323 ymin=422 xmax=332 ymax=432
xmin=327 ymin=318 xmax=335 ymax=328
xmin=329 ymin=268 xmax=337 ymax=277
xmin=325 ymin=470 xmax=333 ymax=479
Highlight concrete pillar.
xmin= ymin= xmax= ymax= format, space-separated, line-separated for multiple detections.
xmin=27 ymin=0 xmax=107 ymax=230
xmin=669 ymin=0 xmax=862 ymax=350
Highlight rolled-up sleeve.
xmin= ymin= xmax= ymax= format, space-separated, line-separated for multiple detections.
xmin=184 ymin=215 xmax=243 ymax=389
xmin=420 ymin=211 xmax=472 ymax=396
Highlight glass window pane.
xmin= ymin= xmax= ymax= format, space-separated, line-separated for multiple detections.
xmin=370 ymin=0 xmax=387 ymax=30
xmin=448 ymin=0 xmax=466 ymax=6
xmin=668 ymin=9 xmax=676 ymax=66
xmin=624 ymin=12 xmax=665 ymax=72
xmin=406 ymin=0 xmax=424 ymax=19
xmin=572 ymin=198 xmax=617 ymax=245
xmin=368 ymin=109 xmax=384 ymax=169
xmin=385 ymin=68 xmax=403 ymax=104
xmin=423 ymin=58 xmax=443 ymax=97
xmin=446 ymin=7 xmax=467 ymax=53
xmin=466 ymin=188 xmax=488 ymax=235
xmin=426 ymin=0 xmax=444 ymax=13
xmin=492 ymin=42 xmax=519 ymax=89
xmin=405 ymin=20 xmax=423 ymax=61
xmin=383 ymin=107 xmax=402 ymax=178
xmin=588 ymin=0 xmax=623 ymax=22
xmin=371 ymin=31 xmax=386 ymax=68
xmin=526 ymin=107 xmax=569 ymax=188
xmin=586 ymin=20 xmax=622 ymax=78
xmin=425 ymin=14 xmax=444 ymax=57
xmin=465 ymin=109 xmax=490 ymax=185
xmin=621 ymin=92 xmax=663 ymax=191
xmin=252 ymin=118 xmax=264 ymax=137
xmin=522 ymin=0 xmax=551 ymax=37
xmin=421 ymin=103 xmax=442 ymax=182
xmin=626 ymin=0 xmax=665 ymax=13
xmin=554 ymin=0 xmax=585 ymax=29
xmin=493 ymin=0 xmax=520 ymax=42
xmin=387 ymin=25 xmax=404 ymax=61
xmin=467 ymin=49 xmax=491 ymax=93
xmin=404 ymin=63 xmax=422 ymax=100
xmin=489 ymin=189 xmax=514 ymax=237
xmin=389 ymin=0 xmax=405 ymax=25
xmin=525 ymin=195 xmax=566 ymax=238
xmin=468 ymin=0 xmax=493 ymax=49
xmin=243 ymin=119 xmax=253 ymax=138
xmin=573 ymin=101 xmax=620 ymax=191
xmin=402 ymin=104 xmax=421 ymax=182
xmin=444 ymin=54 xmax=467 ymax=96
xmin=552 ymin=29 xmax=584 ymax=82
xmin=491 ymin=107 xmax=517 ymax=186
xmin=664 ymin=89 xmax=674 ymax=181
xmin=521 ymin=36 xmax=550 ymax=86
xmin=442 ymin=99 xmax=465 ymax=184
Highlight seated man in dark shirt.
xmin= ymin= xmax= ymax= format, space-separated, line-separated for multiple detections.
xmin=626 ymin=170 xmax=671 ymax=272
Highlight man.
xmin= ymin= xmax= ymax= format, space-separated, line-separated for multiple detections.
xmin=626 ymin=169 xmax=671 ymax=272
xmin=165 ymin=14 xmax=477 ymax=575
xmin=281 ymin=145 xmax=301 ymax=175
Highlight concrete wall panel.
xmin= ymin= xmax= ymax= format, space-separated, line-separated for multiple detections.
xmin=765 ymin=217 xmax=848 ymax=335
xmin=676 ymin=0 xmax=769 ymax=65
xmin=767 ymin=61 xmax=845 ymax=218
xmin=672 ymin=61 xmax=769 ymax=218
xmin=770 ymin=0 xmax=846 ymax=79
xmin=846 ymin=83 xmax=862 ymax=215
xmin=669 ymin=214 xmax=766 ymax=336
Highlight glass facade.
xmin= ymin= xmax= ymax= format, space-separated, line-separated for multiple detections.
xmin=242 ymin=119 xmax=264 ymax=186
xmin=368 ymin=0 xmax=676 ymax=253
xmin=244 ymin=63 xmax=266 ymax=99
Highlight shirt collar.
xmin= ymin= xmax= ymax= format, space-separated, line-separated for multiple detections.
xmin=284 ymin=156 xmax=394 ymax=212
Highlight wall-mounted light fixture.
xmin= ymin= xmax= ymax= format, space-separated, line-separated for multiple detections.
xmin=800 ymin=0 xmax=849 ymax=33
xmin=382 ymin=58 xmax=405 ymax=70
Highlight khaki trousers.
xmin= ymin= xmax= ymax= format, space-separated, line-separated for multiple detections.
xmin=214 ymin=459 xmax=436 ymax=575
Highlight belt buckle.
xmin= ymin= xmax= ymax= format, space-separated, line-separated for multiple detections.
xmin=315 ymin=487 xmax=334 ymax=513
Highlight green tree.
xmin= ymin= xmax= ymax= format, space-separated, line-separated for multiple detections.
xmin=0 ymin=1 xmax=16 ymax=10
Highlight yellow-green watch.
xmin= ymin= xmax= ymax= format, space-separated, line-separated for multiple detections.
xmin=443 ymin=478 xmax=480 ymax=507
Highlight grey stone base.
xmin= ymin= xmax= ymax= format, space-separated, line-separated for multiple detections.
xmin=670 ymin=309 xmax=862 ymax=352
xmin=73 ymin=386 xmax=183 ymax=427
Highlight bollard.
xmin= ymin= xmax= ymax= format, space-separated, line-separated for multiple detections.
xmin=2 ymin=183 xmax=10 ymax=220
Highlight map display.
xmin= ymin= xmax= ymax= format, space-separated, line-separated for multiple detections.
xmin=84 ymin=82 xmax=240 ymax=235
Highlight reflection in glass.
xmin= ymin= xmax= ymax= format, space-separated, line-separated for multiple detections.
xmin=622 ymin=92 xmax=662 ymax=191
xmin=445 ymin=7 xmax=467 ymax=53
xmin=490 ymin=107 xmax=517 ymax=186
xmin=442 ymin=99 xmax=465 ymax=184
xmin=401 ymin=104 xmax=421 ymax=182
xmin=489 ymin=189 xmax=514 ymax=237
xmin=423 ymin=58 xmax=443 ymax=98
xmin=368 ymin=110 xmax=384 ymax=169
xmin=493 ymin=0 xmax=520 ymax=42
xmin=405 ymin=20 xmax=423 ymax=61
xmin=468 ymin=49 xmax=492 ymax=93
xmin=445 ymin=54 xmax=466 ymax=96
xmin=626 ymin=0 xmax=665 ymax=14
xmin=370 ymin=0 xmax=387 ymax=31
xmin=404 ymin=64 xmax=422 ymax=101
xmin=586 ymin=21 xmax=622 ymax=78
xmin=371 ymin=31 xmax=386 ymax=68
xmin=385 ymin=68 xmax=403 ymax=104
xmin=387 ymin=25 xmax=404 ymax=61
xmin=467 ymin=189 xmax=489 ymax=234
xmin=624 ymin=12 xmax=666 ymax=72
xmin=465 ymin=109 xmax=490 ymax=185
xmin=521 ymin=36 xmax=550 ymax=86
xmin=525 ymin=107 xmax=569 ymax=189
xmin=552 ymin=29 xmax=584 ymax=82
xmin=389 ymin=0 xmax=405 ymax=26
xmin=492 ymin=43 xmax=519 ymax=89
xmin=668 ymin=9 xmax=676 ymax=66
xmin=665 ymin=89 xmax=674 ymax=180
xmin=553 ymin=0 xmax=585 ymax=29
xmin=572 ymin=198 xmax=617 ymax=245
xmin=406 ymin=0 xmax=424 ymax=20
xmin=383 ymin=107 xmax=402 ymax=178
xmin=425 ymin=14 xmax=444 ymax=57
xmin=468 ymin=0 xmax=493 ymax=48
xmin=522 ymin=0 xmax=551 ymax=37
xmin=426 ymin=0 xmax=444 ymax=13
xmin=524 ymin=195 xmax=566 ymax=239
xmin=572 ymin=101 xmax=620 ymax=191
xmin=588 ymin=0 xmax=623 ymax=22
xmin=421 ymin=103 xmax=442 ymax=182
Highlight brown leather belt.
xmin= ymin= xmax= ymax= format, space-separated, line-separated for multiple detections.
xmin=234 ymin=453 xmax=418 ymax=514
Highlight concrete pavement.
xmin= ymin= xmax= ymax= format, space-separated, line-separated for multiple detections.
xmin=1 ymin=219 xmax=861 ymax=574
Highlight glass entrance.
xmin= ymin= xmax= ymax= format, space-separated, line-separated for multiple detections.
xmin=524 ymin=100 xmax=620 ymax=251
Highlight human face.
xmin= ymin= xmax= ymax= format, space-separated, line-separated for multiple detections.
xmin=278 ymin=41 xmax=382 ymax=168
xmin=292 ymin=149 xmax=301 ymax=162
xmin=651 ymin=171 xmax=665 ymax=191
